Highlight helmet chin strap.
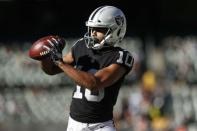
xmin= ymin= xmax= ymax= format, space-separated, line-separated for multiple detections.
xmin=93 ymin=44 xmax=101 ymax=49
xmin=93 ymin=34 xmax=112 ymax=50
xmin=101 ymin=34 xmax=111 ymax=44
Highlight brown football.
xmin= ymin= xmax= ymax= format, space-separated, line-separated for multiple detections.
xmin=28 ymin=35 xmax=66 ymax=60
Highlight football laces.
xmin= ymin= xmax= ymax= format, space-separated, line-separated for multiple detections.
xmin=40 ymin=50 xmax=50 ymax=56
xmin=40 ymin=45 xmax=51 ymax=56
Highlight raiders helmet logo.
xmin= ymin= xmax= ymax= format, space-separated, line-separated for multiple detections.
xmin=115 ymin=15 xmax=124 ymax=26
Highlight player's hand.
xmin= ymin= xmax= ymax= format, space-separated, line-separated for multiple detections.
xmin=49 ymin=47 xmax=63 ymax=65
xmin=42 ymin=37 xmax=65 ymax=65
xmin=46 ymin=36 xmax=66 ymax=52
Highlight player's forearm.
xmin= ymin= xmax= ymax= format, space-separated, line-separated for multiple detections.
xmin=57 ymin=61 xmax=98 ymax=90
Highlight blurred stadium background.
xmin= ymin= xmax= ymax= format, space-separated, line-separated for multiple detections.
xmin=1 ymin=0 xmax=197 ymax=131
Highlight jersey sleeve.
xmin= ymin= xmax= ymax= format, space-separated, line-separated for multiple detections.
xmin=113 ymin=49 xmax=134 ymax=75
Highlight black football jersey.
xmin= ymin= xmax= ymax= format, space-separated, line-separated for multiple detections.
xmin=69 ymin=39 xmax=134 ymax=123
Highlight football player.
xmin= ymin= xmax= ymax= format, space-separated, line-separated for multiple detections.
xmin=41 ymin=5 xmax=134 ymax=131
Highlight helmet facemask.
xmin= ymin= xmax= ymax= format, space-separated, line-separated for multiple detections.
xmin=84 ymin=27 xmax=112 ymax=50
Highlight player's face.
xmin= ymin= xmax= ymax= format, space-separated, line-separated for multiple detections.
xmin=90 ymin=27 xmax=108 ymax=43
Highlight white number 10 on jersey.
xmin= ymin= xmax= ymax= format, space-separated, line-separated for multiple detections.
xmin=73 ymin=85 xmax=104 ymax=102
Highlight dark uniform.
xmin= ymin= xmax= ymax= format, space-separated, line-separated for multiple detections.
xmin=70 ymin=39 xmax=134 ymax=123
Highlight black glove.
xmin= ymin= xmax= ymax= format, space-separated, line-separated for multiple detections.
xmin=43 ymin=36 xmax=66 ymax=65
xmin=48 ymin=36 xmax=66 ymax=52
xmin=50 ymin=47 xmax=63 ymax=65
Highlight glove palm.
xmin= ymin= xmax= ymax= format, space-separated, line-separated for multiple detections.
xmin=50 ymin=47 xmax=63 ymax=65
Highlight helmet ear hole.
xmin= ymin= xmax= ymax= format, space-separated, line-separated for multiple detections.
xmin=117 ymin=29 xmax=121 ymax=36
